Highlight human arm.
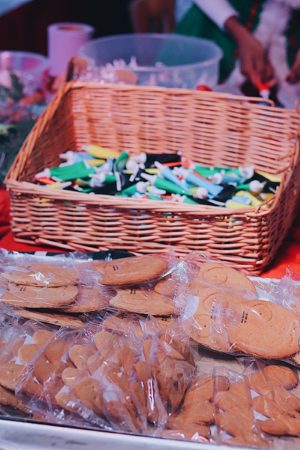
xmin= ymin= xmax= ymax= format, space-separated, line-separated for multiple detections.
xmin=224 ymin=15 xmax=274 ymax=85
xmin=194 ymin=0 xmax=274 ymax=85
xmin=287 ymin=51 xmax=300 ymax=84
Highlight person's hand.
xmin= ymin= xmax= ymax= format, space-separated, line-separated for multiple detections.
xmin=225 ymin=16 xmax=274 ymax=86
xmin=237 ymin=32 xmax=274 ymax=86
xmin=287 ymin=51 xmax=300 ymax=84
xmin=130 ymin=0 xmax=175 ymax=33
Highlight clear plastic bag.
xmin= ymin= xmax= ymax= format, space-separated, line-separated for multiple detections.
xmin=179 ymin=258 xmax=300 ymax=366
xmin=0 ymin=251 xmax=300 ymax=448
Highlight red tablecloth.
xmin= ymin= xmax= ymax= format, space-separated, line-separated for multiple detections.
xmin=1 ymin=187 xmax=299 ymax=278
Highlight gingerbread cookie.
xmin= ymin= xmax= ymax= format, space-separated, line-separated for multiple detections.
xmin=63 ymin=286 xmax=108 ymax=313
xmin=154 ymin=276 xmax=177 ymax=298
xmin=155 ymin=349 xmax=195 ymax=412
xmin=0 ymin=384 xmax=28 ymax=413
xmin=55 ymin=385 xmax=80 ymax=415
xmin=134 ymin=359 xmax=167 ymax=426
xmin=1 ymin=284 xmax=79 ymax=308
xmin=246 ymin=365 xmax=300 ymax=437
xmin=159 ymin=332 xmax=194 ymax=367
xmin=62 ymin=367 xmax=86 ymax=389
xmin=2 ymin=263 xmax=78 ymax=287
xmin=100 ymin=255 xmax=169 ymax=286
xmin=214 ymin=378 xmax=266 ymax=447
xmin=247 ymin=365 xmax=298 ymax=395
xmin=73 ymin=375 xmax=104 ymax=415
xmin=69 ymin=344 xmax=96 ymax=370
xmin=254 ymin=387 xmax=300 ymax=436
xmin=17 ymin=331 xmax=57 ymax=388
xmin=0 ymin=362 xmax=43 ymax=398
xmin=183 ymin=288 xmax=232 ymax=353
xmin=141 ymin=335 xmax=195 ymax=414
xmin=109 ymin=289 xmax=177 ymax=316
xmin=17 ymin=330 xmax=53 ymax=363
xmin=186 ymin=285 xmax=300 ymax=359
xmin=16 ymin=309 xmax=85 ymax=329
xmin=168 ymin=375 xmax=229 ymax=432
xmin=43 ymin=339 xmax=70 ymax=365
xmin=227 ymin=300 xmax=300 ymax=359
xmin=192 ymin=262 xmax=256 ymax=295
xmin=102 ymin=315 xmax=143 ymax=337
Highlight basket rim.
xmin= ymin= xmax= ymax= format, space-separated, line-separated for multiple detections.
xmin=5 ymin=178 xmax=281 ymax=218
xmin=5 ymin=81 xmax=300 ymax=220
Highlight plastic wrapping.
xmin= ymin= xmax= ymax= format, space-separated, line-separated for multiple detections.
xmin=0 ymin=252 xmax=111 ymax=315
xmin=213 ymin=368 xmax=267 ymax=448
xmin=180 ymin=259 xmax=300 ymax=366
xmin=98 ymin=253 xmax=181 ymax=316
xmin=1 ymin=251 xmax=300 ymax=448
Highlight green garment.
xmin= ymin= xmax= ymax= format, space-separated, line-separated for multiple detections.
xmin=175 ymin=1 xmax=300 ymax=82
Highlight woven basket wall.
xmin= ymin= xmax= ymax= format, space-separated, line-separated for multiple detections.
xmin=6 ymin=82 xmax=300 ymax=273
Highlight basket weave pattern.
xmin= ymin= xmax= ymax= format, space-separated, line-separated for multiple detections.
xmin=6 ymin=82 xmax=300 ymax=273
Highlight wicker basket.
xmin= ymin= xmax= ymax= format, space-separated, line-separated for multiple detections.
xmin=6 ymin=81 xmax=300 ymax=273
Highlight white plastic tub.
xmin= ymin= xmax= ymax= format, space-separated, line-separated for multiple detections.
xmin=78 ymin=33 xmax=222 ymax=89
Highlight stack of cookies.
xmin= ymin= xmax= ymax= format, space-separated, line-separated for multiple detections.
xmin=0 ymin=313 xmax=300 ymax=448
xmin=0 ymin=315 xmax=195 ymax=434
xmin=0 ymin=261 xmax=110 ymax=328
xmin=0 ymin=255 xmax=179 ymax=328
xmin=100 ymin=255 xmax=178 ymax=316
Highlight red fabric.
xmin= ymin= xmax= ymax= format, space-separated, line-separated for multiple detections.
xmin=0 ymin=188 xmax=299 ymax=277
xmin=0 ymin=188 xmax=10 ymax=238
xmin=262 ymin=222 xmax=300 ymax=278
xmin=0 ymin=231 xmax=64 ymax=253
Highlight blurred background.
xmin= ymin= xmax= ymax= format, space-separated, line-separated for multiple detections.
xmin=0 ymin=0 xmax=133 ymax=54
